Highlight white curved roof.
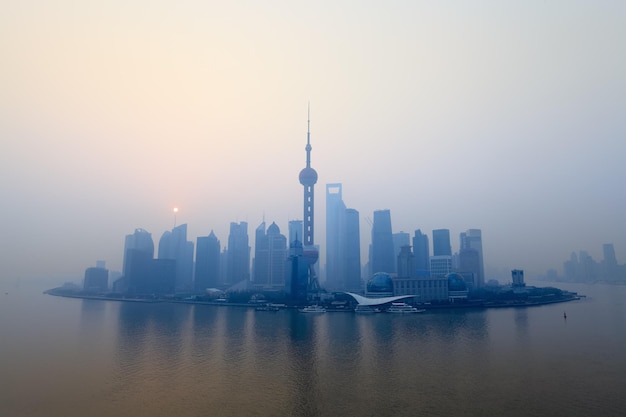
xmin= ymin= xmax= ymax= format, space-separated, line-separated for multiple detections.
xmin=344 ymin=292 xmax=415 ymax=306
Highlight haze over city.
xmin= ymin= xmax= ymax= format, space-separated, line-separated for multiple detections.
xmin=1 ymin=1 xmax=625 ymax=284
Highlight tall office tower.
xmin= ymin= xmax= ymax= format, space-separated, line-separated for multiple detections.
xmin=371 ymin=209 xmax=395 ymax=274
xmin=392 ymin=232 xmax=410 ymax=273
xmin=326 ymin=183 xmax=347 ymax=289
xmin=267 ymin=222 xmax=287 ymax=287
xmin=158 ymin=224 xmax=194 ymax=291
xmin=254 ymin=221 xmax=288 ymax=288
xmin=460 ymin=229 xmax=485 ymax=287
xmin=195 ymin=231 xmax=221 ymax=292
xmin=603 ymin=243 xmax=618 ymax=280
xmin=122 ymin=228 xmax=155 ymax=294
xmin=298 ymin=107 xmax=319 ymax=293
xmin=412 ymin=229 xmax=430 ymax=277
xmin=226 ymin=221 xmax=250 ymax=285
xmin=285 ymin=237 xmax=309 ymax=303
xmin=458 ymin=248 xmax=480 ymax=288
xmin=288 ymin=220 xmax=303 ymax=245
xmin=397 ymin=245 xmax=415 ymax=278
xmin=345 ymin=208 xmax=362 ymax=291
xmin=254 ymin=221 xmax=269 ymax=285
xmin=84 ymin=266 xmax=109 ymax=292
xmin=578 ymin=251 xmax=596 ymax=282
xmin=432 ymin=229 xmax=452 ymax=256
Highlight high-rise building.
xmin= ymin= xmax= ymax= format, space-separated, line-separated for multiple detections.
xmin=392 ymin=232 xmax=410 ymax=273
xmin=288 ymin=220 xmax=303 ymax=245
xmin=326 ymin=183 xmax=347 ymax=289
xmin=285 ymin=237 xmax=309 ymax=303
xmin=412 ymin=229 xmax=430 ymax=277
xmin=122 ymin=228 xmax=154 ymax=278
xmin=195 ymin=231 xmax=221 ymax=291
xmin=254 ymin=221 xmax=287 ymax=288
xmin=603 ymin=243 xmax=618 ymax=280
xmin=460 ymin=229 xmax=484 ymax=287
xmin=298 ymin=107 xmax=319 ymax=294
xmin=345 ymin=208 xmax=362 ymax=291
xmin=432 ymin=229 xmax=452 ymax=257
xmin=371 ymin=209 xmax=395 ymax=274
xmin=84 ymin=266 xmax=108 ymax=293
xmin=397 ymin=245 xmax=415 ymax=278
xmin=226 ymin=222 xmax=250 ymax=286
xmin=121 ymin=228 xmax=154 ymax=294
xmin=325 ymin=183 xmax=361 ymax=291
xmin=158 ymin=224 xmax=194 ymax=291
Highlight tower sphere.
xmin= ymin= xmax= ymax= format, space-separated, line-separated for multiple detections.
xmin=299 ymin=167 xmax=318 ymax=185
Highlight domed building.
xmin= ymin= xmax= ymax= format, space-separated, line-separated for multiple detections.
xmin=447 ymin=273 xmax=469 ymax=301
xmin=366 ymin=272 xmax=394 ymax=298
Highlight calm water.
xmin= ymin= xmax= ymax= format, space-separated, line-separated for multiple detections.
xmin=1 ymin=281 xmax=625 ymax=417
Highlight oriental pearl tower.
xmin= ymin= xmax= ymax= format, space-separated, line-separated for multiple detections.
xmin=299 ymin=106 xmax=320 ymax=292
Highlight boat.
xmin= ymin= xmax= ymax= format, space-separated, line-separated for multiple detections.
xmin=299 ymin=305 xmax=327 ymax=313
xmin=354 ymin=305 xmax=380 ymax=314
xmin=386 ymin=302 xmax=425 ymax=314
xmin=255 ymin=304 xmax=280 ymax=312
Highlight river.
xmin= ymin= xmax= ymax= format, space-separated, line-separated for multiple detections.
xmin=1 ymin=280 xmax=625 ymax=417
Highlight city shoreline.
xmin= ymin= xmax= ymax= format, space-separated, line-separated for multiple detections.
xmin=44 ymin=287 xmax=582 ymax=311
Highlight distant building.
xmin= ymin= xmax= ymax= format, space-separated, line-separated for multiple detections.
xmin=397 ymin=245 xmax=415 ymax=279
xmin=253 ymin=221 xmax=287 ymax=289
xmin=288 ymin=220 xmax=303 ymax=245
xmin=195 ymin=231 xmax=221 ymax=292
xmin=430 ymin=255 xmax=452 ymax=278
xmin=158 ymin=224 xmax=194 ymax=291
xmin=458 ymin=247 xmax=480 ymax=289
xmin=371 ymin=210 xmax=395 ymax=274
xmin=326 ymin=183 xmax=347 ymax=290
xmin=412 ymin=229 xmax=430 ymax=277
xmin=325 ymin=183 xmax=361 ymax=291
xmin=512 ymin=269 xmax=525 ymax=287
xmin=285 ymin=238 xmax=309 ymax=304
xmin=344 ymin=208 xmax=362 ymax=292
xmin=366 ymin=272 xmax=394 ymax=298
xmin=447 ymin=273 xmax=469 ymax=301
xmin=432 ymin=229 xmax=452 ymax=256
xmin=226 ymin=222 xmax=250 ymax=286
xmin=392 ymin=275 xmax=449 ymax=302
xmin=460 ymin=229 xmax=484 ymax=287
xmin=122 ymin=228 xmax=154 ymax=294
xmin=83 ymin=266 xmax=108 ymax=293
xmin=392 ymin=232 xmax=410 ymax=273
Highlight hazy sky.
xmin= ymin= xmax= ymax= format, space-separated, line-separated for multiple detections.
xmin=1 ymin=1 xmax=624 ymax=284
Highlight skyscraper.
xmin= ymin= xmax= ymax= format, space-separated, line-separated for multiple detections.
xmin=371 ymin=209 xmax=395 ymax=274
xmin=254 ymin=221 xmax=287 ymax=288
xmin=326 ymin=183 xmax=346 ymax=290
xmin=226 ymin=221 xmax=250 ymax=286
xmin=412 ymin=229 xmax=430 ymax=276
xmin=195 ymin=231 xmax=221 ymax=291
xmin=158 ymin=223 xmax=194 ymax=291
xmin=392 ymin=232 xmax=410 ymax=273
xmin=432 ymin=229 xmax=452 ymax=256
xmin=298 ymin=107 xmax=319 ymax=293
xmin=460 ymin=229 xmax=484 ymax=287
xmin=325 ymin=183 xmax=361 ymax=291
xmin=288 ymin=220 xmax=303 ymax=245
xmin=345 ymin=208 xmax=362 ymax=291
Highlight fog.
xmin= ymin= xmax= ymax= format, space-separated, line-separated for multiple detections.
xmin=1 ymin=1 xmax=625 ymax=285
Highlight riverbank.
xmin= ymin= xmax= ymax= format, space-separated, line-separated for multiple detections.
xmin=44 ymin=287 xmax=582 ymax=311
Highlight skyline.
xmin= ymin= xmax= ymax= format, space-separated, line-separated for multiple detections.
xmin=1 ymin=1 xmax=625 ymax=284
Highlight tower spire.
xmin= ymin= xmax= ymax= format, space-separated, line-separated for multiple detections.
xmin=306 ymin=102 xmax=312 ymax=168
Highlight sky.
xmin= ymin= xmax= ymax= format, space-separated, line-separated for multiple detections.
xmin=1 ymin=0 xmax=625 ymax=285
